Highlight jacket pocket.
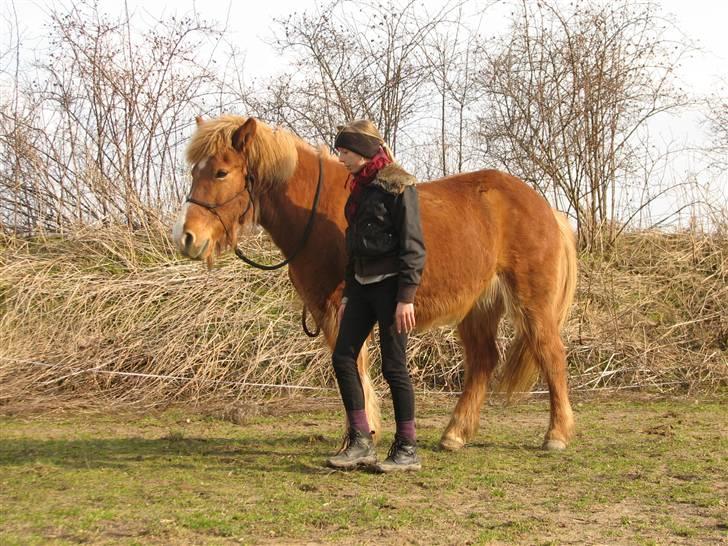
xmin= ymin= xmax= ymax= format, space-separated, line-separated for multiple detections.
xmin=358 ymin=222 xmax=397 ymax=256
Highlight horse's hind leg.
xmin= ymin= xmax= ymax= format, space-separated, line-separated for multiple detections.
xmin=504 ymin=305 xmax=573 ymax=449
xmin=440 ymin=297 xmax=503 ymax=451
xmin=525 ymin=318 xmax=574 ymax=450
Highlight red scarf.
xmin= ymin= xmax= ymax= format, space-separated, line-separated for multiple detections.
xmin=345 ymin=147 xmax=391 ymax=222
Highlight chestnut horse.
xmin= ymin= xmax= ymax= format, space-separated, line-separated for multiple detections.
xmin=173 ymin=115 xmax=577 ymax=451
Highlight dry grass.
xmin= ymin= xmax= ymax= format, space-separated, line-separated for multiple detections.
xmin=0 ymin=224 xmax=726 ymax=411
xmin=567 ymin=229 xmax=727 ymax=392
xmin=0 ymin=225 xmax=333 ymax=409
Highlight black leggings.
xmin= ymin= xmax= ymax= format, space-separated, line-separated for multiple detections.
xmin=332 ymin=275 xmax=415 ymax=422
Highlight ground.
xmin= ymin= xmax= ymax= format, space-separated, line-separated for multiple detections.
xmin=0 ymin=394 xmax=726 ymax=545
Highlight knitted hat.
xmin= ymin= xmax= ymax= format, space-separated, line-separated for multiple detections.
xmin=334 ymin=120 xmax=384 ymax=159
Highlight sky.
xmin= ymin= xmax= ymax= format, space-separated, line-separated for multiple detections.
xmin=6 ymin=0 xmax=728 ymax=90
xmin=4 ymin=0 xmax=727 ymax=223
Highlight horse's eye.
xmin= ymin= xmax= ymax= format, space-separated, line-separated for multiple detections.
xmin=215 ymin=170 xmax=228 ymax=179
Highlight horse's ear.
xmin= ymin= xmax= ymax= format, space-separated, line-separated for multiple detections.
xmin=195 ymin=115 xmax=204 ymax=126
xmin=232 ymin=118 xmax=257 ymax=152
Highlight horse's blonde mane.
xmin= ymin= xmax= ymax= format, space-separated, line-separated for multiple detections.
xmin=186 ymin=115 xmax=299 ymax=188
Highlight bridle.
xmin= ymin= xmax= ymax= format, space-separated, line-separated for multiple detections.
xmin=185 ymin=154 xmax=324 ymax=337
xmin=185 ymin=177 xmax=254 ymax=233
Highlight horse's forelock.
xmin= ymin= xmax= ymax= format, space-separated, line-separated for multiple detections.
xmin=186 ymin=115 xmax=299 ymax=189
xmin=186 ymin=115 xmax=247 ymax=166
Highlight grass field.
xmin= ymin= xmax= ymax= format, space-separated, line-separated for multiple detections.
xmin=1 ymin=394 xmax=726 ymax=545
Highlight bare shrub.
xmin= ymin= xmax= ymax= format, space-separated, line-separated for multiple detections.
xmin=0 ymin=1 xmax=725 ymax=411
xmin=476 ymin=0 xmax=691 ymax=249
xmin=567 ymin=229 xmax=727 ymax=392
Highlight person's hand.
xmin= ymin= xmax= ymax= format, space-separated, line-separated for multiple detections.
xmin=338 ymin=302 xmax=346 ymax=324
xmin=395 ymin=302 xmax=416 ymax=334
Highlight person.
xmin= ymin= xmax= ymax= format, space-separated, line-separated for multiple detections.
xmin=327 ymin=120 xmax=426 ymax=473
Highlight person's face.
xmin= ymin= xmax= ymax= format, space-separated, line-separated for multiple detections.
xmin=336 ymin=147 xmax=368 ymax=174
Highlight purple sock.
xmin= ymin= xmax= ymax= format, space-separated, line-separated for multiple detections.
xmin=396 ymin=420 xmax=416 ymax=442
xmin=347 ymin=410 xmax=370 ymax=434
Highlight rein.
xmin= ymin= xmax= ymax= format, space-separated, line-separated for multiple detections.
xmin=233 ymin=155 xmax=324 ymax=271
xmin=185 ymin=154 xmax=324 ymax=338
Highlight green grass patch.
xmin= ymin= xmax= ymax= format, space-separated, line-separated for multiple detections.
xmin=0 ymin=396 xmax=726 ymax=544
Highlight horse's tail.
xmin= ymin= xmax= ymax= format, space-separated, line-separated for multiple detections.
xmin=499 ymin=210 xmax=577 ymax=399
xmin=553 ymin=210 xmax=578 ymax=329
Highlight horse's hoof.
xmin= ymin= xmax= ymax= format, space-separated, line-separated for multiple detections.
xmin=439 ymin=435 xmax=465 ymax=451
xmin=542 ymin=439 xmax=567 ymax=451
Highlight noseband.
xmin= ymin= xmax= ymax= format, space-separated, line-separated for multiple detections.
xmin=185 ymin=174 xmax=255 ymax=226
xmin=185 ymin=155 xmax=325 ymax=337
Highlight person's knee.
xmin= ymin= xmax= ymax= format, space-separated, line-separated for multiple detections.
xmin=332 ymin=350 xmax=356 ymax=375
xmin=381 ymin=360 xmax=408 ymax=385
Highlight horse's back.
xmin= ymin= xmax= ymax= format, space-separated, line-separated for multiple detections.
xmin=417 ymin=168 xmax=556 ymax=249
xmin=413 ymin=168 xmax=564 ymax=326
xmin=420 ymin=169 xmax=550 ymax=212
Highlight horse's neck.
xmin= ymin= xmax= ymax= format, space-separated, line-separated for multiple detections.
xmin=258 ymin=150 xmax=340 ymax=244
xmin=259 ymin=150 xmax=346 ymax=299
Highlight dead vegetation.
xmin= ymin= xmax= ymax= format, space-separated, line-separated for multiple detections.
xmin=1 ymin=224 xmax=725 ymax=411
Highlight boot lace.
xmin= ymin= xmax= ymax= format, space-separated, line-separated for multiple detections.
xmin=386 ymin=435 xmax=406 ymax=460
xmin=337 ymin=428 xmax=360 ymax=455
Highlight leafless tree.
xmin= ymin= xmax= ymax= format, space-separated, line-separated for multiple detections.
xmin=266 ymin=0 xmax=464 ymax=151
xmin=0 ymin=1 xmax=227 ymax=233
xmin=476 ymin=0 xmax=691 ymax=249
xmin=705 ymin=85 xmax=728 ymax=172
xmin=423 ymin=8 xmax=486 ymax=177
xmin=0 ymin=0 xmax=711 ymax=242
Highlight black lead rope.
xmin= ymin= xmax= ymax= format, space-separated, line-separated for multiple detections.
xmin=301 ymin=306 xmax=321 ymax=338
xmin=235 ymin=155 xmax=324 ymax=337
xmin=233 ymin=155 xmax=323 ymax=271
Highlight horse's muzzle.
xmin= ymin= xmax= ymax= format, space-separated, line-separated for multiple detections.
xmin=181 ymin=231 xmax=209 ymax=260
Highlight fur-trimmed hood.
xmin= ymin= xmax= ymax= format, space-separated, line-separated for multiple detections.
xmin=371 ymin=163 xmax=417 ymax=194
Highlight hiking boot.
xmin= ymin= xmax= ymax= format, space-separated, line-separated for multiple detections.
xmin=326 ymin=429 xmax=376 ymax=470
xmin=375 ymin=435 xmax=421 ymax=473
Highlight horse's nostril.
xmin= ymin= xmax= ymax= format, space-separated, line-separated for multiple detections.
xmin=183 ymin=231 xmax=195 ymax=250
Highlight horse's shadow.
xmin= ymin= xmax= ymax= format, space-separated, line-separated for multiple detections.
xmin=0 ymin=434 xmax=339 ymax=474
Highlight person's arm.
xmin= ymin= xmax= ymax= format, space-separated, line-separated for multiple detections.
xmin=395 ymin=185 xmax=426 ymax=304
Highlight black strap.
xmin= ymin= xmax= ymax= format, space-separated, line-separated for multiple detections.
xmin=301 ymin=305 xmax=321 ymax=338
xmin=186 ymin=187 xmax=248 ymax=211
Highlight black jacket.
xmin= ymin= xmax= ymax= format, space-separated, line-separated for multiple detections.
xmin=343 ymin=163 xmax=426 ymax=303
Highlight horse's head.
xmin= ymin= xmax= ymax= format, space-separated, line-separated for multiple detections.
xmin=173 ymin=116 xmax=260 ymax=266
